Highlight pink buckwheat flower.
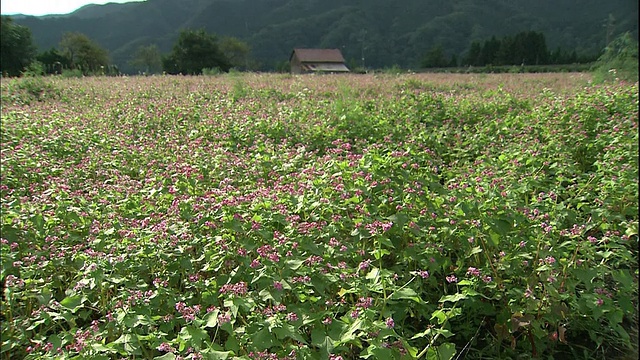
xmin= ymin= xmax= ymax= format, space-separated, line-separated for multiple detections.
xmin=385 ymin=317 xmax=395 ymax=328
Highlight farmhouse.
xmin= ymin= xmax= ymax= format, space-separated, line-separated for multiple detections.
xmin=289 ymin=48 xmax=350 ymax=74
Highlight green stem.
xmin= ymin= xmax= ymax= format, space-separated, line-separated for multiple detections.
xmin=212 ymin=325 xmax=219 ymax=344
xmin=377 ymin=237 xmax=387 ymax=321
xmin=416 ymin=302 xmax=458 ymax=359
xmin=478 ymin=235 xmax=500 ymax=285
xmin=136 ymin=329 xmax=151 ymax=359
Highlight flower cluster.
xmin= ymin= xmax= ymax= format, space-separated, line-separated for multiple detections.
xmin=219 ymin=281 xmax=248 ymax=296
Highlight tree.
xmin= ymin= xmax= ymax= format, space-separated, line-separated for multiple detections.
xmin=59 ymin=32 xmax=109 ymax=74
xmin=479 ymin=36 xmax=500 ymax=65
xmin=0 ymin=16 xmax=37 ymax=77
xmin=462 ymin=41 xmax=482 ymax=66
xmin=520 ymin=31 xmax=549 ymax=65
xmin=163 ymin=29 xmax=231 ymax=75
xmin=495 ymin=35 xmax=516 ymax=65
xmin=219 ymin=36 xmax=251 ymax=70
xmin=421 ymin=44 xmax=449 ymax=68
xmin=129 ymin=44 xmax=162 ymax=74
xmin=592 ymin=32 xmax=638 ymax=82
xmin=36 ymin=47 xmax=72 ymax=74
xmin=448 ymin=54 xmax=458 ymax=67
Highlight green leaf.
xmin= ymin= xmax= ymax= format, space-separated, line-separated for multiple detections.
xmin=114 ymin=334 xmax=140 ymax=353
xmin=434 ymin=329 xmax=455 ymax=338
xmin=612 ymin=269 xmax=633 ymax=289
xmin=426 ymin=347 xmax=439 ymax=360
xmin=388 ymin=212 xmax=408 ymax=228
xmin=233 ymin=295 xmax=255 ymax=312
xmin=439 ymin=293 xmax=467 ymax=303
xmin=436 ymin=342 xmax=457 ymax=360
xmin=466 ymin=246 xmax=482 ymax=257
xmin=492 ymin=219 xmax=511 ymax=235
xmin=327 ymin=319 xmax=348 ymax=340
xmin=154 ymin=354 xmax=176 ymax=360
xmin=224 ymin=335 xmax=240 ymax=352
xmin=340 ymin=318 xmax=363 ymax=344
xmin=60 ymin=295 xmax=84 ymax=313
xmin=180 ymin=325 xmax=208 ymax=348
xmin=489 ymin=232 xmax=500 ymax=246
xmin=273 ymin=324 xmax=306 ymax=343
xmin=223 ymin=298 xmax=239 ymax=318
xmin=202 ymin=349 xmax=233 ymax=360
xmin=47 ymin=334 xmax=63 ymax=353
xmin=411 ymin=328 xmax=432 ymax=339
xmin=364 ymin=345 xmax=395 ymax=359
xmin=431 ymin=308 xmax=462 ymax=325
xmin=285 ymin=259 xmax=304 ymax=270
xmin=205 ymin=310 xmax=220 ymax=328
xmin=618 ymin=295 xmax=634 ymax=314
xmin=378 ymin=237 xmax=395 ymax=249
xmin=372 ymin=248 xmax=390 ymax=260
xmin=461 ymin=202 xmax=476 ymax=216
xmin=613 ymin=324 xmax=630 ymax=342
xmin=366 ymin=267 xmax=380 ymax=280
xmin=311 ymin=328 xmax=335 ymax=357
xmin=461 ymin=288 xmax=482 ymax=298
xmin=625 ymin=223 xmax=638 ymax=237
xmin=0 ymin=226 xmax=19 ymax=243
xmin=431 ymin=310 xmax=447 ymax=325
xmin=390 ymin=287 xmax=422 ymax=302
xmin=36 ymin=287 xmax=52 ymax=305
xmin=574 ymin=268 xmax=597 ymax=290
xmin=92 ymin=343 xmax=118 ymax=353
xmin=252 ymin=328 xmax=279 ymax=350
xmin=31 ymin=214 xmax=44 ymax=232
xmin=338 ymin=287 xmax=357 ymax=297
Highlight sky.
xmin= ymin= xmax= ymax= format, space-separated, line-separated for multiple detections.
xmin=1 ymin=0 xmax=143 ymax=16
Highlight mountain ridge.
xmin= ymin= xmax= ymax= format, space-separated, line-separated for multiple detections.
xmin=10 ymin=0 xmax=639 ymax=72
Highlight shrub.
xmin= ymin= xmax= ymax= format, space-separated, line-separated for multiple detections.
xmin=61 ymin=68 xmax=83 ymax=78
xmin=202 ymin=67 xmax=223 ymax=76
xmin=592 ymin=32 xmax=639 ymax=83
xmin=21 ymin=61 xmax=45 ymax=77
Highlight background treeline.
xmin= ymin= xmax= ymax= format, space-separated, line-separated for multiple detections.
xmin=420 ymin=31 xmax=587 ymax=68
xmin=6 ymin=0 xmax=637 ymax=73
xmin=1 ymin=16 xmax=247 ymax=77
xmin=460 ymin=31 xmax=596 ymax=67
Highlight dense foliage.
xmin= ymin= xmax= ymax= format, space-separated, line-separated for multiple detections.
xmin=12 ymin=0 xmax=638 ymax=72
xmin=1 ymin=73 xmax=638 ymax=360
xmin=0 ymin=16 xmax=37 ymax=77
xmin=35 ymin=47 xmax=73 ymax=75
xmin=461 ymin=31 xmax=551 ymax=67
xmin=163 ymin=29 xmax=231 ymax=75
xmin=58 ymin=32 xmax=110 ymax=75
xmin=129 ymin=44 xmax=163 ymax=75
xmin=591 ymin=32 xmax=639 ymax=83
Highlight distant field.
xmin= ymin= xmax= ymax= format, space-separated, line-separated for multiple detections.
xmin=1 ymin=73 xmax=637 ymax=360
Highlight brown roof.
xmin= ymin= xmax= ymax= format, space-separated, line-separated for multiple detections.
xmin=290 ymin=48 xmax=346 ymax=63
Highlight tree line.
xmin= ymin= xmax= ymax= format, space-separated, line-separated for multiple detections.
xmin=1 ymin=15 xmax=632 ymax=76
xmin=421 ymin=31 xmax=599 ymax=68
xmin=1 ymin=15 xmax=249 ymax=77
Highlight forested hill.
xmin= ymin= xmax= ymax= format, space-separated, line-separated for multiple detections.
xmin=12 ymin=0 xmax=639 ymax=72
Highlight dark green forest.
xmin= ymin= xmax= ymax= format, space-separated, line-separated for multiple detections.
xmin=8 ymin=0 xmax=640 ymax=73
